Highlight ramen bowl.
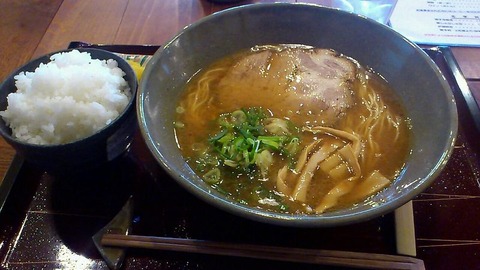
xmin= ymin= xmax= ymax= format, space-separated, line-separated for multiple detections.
xmin=0 ymin=48 xmax=138 ymax=174
xmin=138 ymin=3 xmax=457 ymax=227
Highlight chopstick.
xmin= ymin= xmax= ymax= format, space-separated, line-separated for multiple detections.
xmin=102 ymin=234 xmax=425 ymax=270
xmin=395 ymin=201 xmax=417 ymax=256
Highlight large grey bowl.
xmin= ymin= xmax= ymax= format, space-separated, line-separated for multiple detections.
xmin=138 ymin=3 xmax=458 ymax=227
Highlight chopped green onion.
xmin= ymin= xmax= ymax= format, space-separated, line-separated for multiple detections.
xmin=206 ymin=108 xmax=299 ymax=174
xmin=224 ymin=159 xmax=238 ymax=168
xmin=203 ymin=168 xmax=221 ymax=184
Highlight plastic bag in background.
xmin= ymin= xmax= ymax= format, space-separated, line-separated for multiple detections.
xmin=331 ymin=0 xmax=398 ymax=25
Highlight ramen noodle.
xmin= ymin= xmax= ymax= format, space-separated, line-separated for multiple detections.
xmin=174 ymin=44 xmax=411 ymax=214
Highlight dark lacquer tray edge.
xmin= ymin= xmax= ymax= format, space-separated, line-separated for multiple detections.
xmin=0 ymin=154 xmax=24 ymax=212
xmin=68 ymin=41 xmax=161 ymax=55
xmin=439 ymin=46 xmax=480 ymax=131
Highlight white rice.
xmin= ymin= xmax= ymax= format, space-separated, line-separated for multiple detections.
xmin=0 ymin=49 xmax=131 ymax=145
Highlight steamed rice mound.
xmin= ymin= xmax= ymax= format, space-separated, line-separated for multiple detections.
xmin=0 ymin=50 xmax=131 ymax=145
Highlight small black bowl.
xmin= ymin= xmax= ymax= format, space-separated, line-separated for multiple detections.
xmin=0 ymin=48 xmax=138 ymax=174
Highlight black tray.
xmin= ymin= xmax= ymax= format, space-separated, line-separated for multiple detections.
xmin=0 ymin=44 xmax=478 ymax=269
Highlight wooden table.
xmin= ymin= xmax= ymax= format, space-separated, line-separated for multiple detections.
xmin=0 ymin=1 xmax=479 ymax=269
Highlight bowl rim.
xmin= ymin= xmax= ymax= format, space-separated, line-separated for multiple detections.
xmin=137 ymin=2 xmax=458 ymax=227
xmin=0 ymin=47 xmax=138 ymax=149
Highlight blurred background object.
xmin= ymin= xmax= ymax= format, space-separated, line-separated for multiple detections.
xmin=331 ymin=0 xmax=397 ymax=24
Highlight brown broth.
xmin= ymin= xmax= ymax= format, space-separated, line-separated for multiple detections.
xmin=174 ymin=45 xmax=411 ymax=214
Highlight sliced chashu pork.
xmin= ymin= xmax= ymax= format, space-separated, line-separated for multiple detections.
xmin=215 ymin=46 xmax=357 ymax=125
xmin=288 ymin=48 xmax=356 ymax=124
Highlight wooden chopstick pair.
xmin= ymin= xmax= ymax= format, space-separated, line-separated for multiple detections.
xmin=102 ymin=234 xmax=425 ymax=270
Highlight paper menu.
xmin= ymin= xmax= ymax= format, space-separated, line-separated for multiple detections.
xmin=390 ymin=0 xmax=480 ymax=46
